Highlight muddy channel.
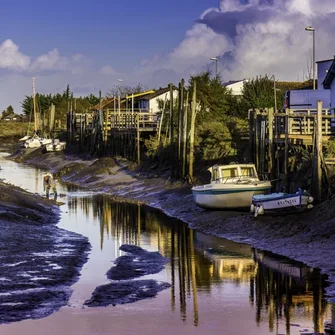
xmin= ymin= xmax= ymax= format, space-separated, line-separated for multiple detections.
xmin=0 ymin=152 xmax=335 ymax=335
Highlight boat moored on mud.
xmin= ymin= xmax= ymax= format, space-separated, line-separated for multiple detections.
xmin=191 ymin=163 xmax=272 ymax=209
xmin=250 ymin=188 xmax=314 ymax=217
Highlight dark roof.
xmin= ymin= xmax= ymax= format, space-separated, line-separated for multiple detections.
xmin=322 ymin=56 xmax=335 ymax=89
xmin=91 ymin=97 xmax=115 ymax=110
xmin=222 ymin=80 xmax=244 ymax=86
xmin=137 ymin=86 xmax=177 ymax=100
xmin=316 ymin=58 xmax=334 ymax=64
xmin=2 ymin=113 xmax=23 ymax=119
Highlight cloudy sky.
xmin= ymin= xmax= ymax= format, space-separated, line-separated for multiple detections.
xmin=1 ymin=0 xmax=335 ymax=112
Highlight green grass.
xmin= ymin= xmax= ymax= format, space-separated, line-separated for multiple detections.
xmin=0 ymin=122 xmax=31 ymax=138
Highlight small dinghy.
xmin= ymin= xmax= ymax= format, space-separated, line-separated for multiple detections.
xmin=250 ymin=188 xmax=314 ymax=217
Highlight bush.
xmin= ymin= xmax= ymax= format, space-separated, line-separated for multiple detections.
xmin=196 ymin=121 xmax=232 ymax=161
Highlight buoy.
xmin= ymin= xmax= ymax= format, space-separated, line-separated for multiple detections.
xmin=307 ymin=196 xmax=314 ymax=203
xmin=258 ymin=205 xmax=264 ymax=215
xmin=250 ymin=204 xmax=255 ymax=213
xmin=307 ymin=204 xmax=313 ymax=209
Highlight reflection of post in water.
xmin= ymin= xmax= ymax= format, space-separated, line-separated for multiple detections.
xmin=170 ymin=225 xmax=175 ymax=312
xmin=189 ymin=229 xmax=199 ymax=327
xmin=312 ymin=270 xmax=327 ymax=334
xmin=284 ymin=276 xmax=292 ymax=335
xmin=85 ymin=198 xmax=204 ymax=326
xmin=178 ymin=224 xmax=187 ymax=322
xmin=137 ymin=203 xmax=141 ymax=247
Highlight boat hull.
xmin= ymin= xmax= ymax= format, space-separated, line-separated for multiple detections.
xmin=192 ymin=182 xmax=272 ymax=209
xmin=251 ymin=190 xmax=313 ymax=216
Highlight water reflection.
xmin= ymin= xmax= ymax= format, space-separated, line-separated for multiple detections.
xmin=68 ymin=195 xmax=330 ymax=334
xmin=0 ymin=154 xmax=331 ymax=334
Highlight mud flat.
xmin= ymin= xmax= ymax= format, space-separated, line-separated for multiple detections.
xmin=0 ymin=179 xmax=90 ymax=323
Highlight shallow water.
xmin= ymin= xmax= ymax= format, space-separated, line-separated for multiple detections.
xmin=0 ymin=153 xmax=334 ymax=335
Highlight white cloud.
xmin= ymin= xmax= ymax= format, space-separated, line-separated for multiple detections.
xmin=100 ymin=65 xmax=116 ymax=75
xmin=134 ymin=0 xmax=335 ymax=84
xmin=0 ymin=39 xmax=31 ymax=71
xmin=31 ymin=49 xmax=68 ymax=71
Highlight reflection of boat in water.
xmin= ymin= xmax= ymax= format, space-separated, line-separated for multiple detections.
xmin=194 ymin=232 xmax=256 ymax=281
xmin=254 ymin=250 xmax=313 ymax=279
xmin=191 ymin=163 xmax=271 ymax=209
xmin=194 ymin=232 xmax=254 ymax=258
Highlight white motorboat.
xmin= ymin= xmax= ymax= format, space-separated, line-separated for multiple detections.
xmin=191 ymin=163 xmax=272 ymax=209
xmin=250 ymin=188 xmax=314 ymax=217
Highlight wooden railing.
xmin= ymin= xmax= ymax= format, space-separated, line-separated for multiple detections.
xmin=274 ymin=109 xmax=335 ymax=136
xmin=107 ymin=111 xmax=159 ymax=130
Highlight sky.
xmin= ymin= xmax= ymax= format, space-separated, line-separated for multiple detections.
xmin=1 ymin=0 xmax=335 ymax=113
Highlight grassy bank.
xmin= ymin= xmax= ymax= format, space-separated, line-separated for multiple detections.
xmin=0 ymin=122 xmax=30 ymax=138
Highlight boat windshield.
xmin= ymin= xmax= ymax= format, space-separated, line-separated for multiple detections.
xmin=221 ymin=167 xmax=238 ymax=179
xmin=240 ymin=167 xmax=256 ymax=178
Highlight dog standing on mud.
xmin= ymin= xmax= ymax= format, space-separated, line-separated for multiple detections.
xmin=43 ymin=173 xmax=57 ymax=199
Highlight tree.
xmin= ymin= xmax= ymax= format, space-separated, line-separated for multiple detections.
xmin=106 ymin=83 xmax=146 ymax=98
xmin=20 ymin=87 xmax=99 ymax=122
xmin=2 ymin=105 xmax=14 ymax=118
xmin=187 ymin=71 xmax=231 ymax=124
xmin=241 ymin=75 xmax=279 ymax=111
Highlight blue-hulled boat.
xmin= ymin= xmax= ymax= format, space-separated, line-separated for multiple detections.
xmin=250 ymin=188 xmax=314 ymax=217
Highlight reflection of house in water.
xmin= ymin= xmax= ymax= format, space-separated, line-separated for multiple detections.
xmin=194 ymin=232 xmax=257 ymax=283
xmin=254 ymin=250 xmax=329 ymax=334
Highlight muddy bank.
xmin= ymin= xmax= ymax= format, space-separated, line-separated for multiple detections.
xmin=8 ymin=146 xmax=335 ymax=302
xmin=84 ymin=244 xmax=170 ymax=307
xmin=0 ymin=179 xmax=90 ymax=323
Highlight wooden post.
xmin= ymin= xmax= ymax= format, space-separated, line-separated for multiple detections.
xmin=284 ymin=108 xmax=289 ymax=192
xmin=137 ymin=115 xmax=140 ymax=165
xmin=178 ymin=79 xmax=184 ymax=178
xmin=169 ymin=83 xmax=174 ymax=145
xmin=314 ymin=100 xmax=323 ymax=202
xmin=254 ymin=110 xmax=259 ymax=171
xmin=182 ymin=90 xmax=189 ymax=178
xmin=248 ymin=109 xmax=254 ymax=163
xmin=158 ymin=93 xmax=167 ymax=144
xmin=177 ymin=81 xmax=182 ymax=165
xmin=169 ymin=83 xmax=175 ymax=177
xmin=268 ymin=108 xmax=274 ymax=179
xmin=189 ymin=81 xmax=196 ymax=183
xmin=49 ymin=103 xmax=55 ymax=138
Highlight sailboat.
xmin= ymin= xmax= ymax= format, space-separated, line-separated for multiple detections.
xmin=23 ymin=78 xmax=52 ymax=148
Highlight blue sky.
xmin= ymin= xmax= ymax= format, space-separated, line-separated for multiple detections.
xmin=0 ymin=0 xmax=334 ymax=112
xmin=1 ymin=0 xmax=216 ymax=72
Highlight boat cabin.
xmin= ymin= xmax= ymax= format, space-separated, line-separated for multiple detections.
xmin=209 ymin=164 xmax=259 ymax=183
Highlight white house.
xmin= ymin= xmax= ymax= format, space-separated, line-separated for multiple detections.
xmin=322 ymin=56 xmax=335 ymax=109
xmin=222 ymin=80 xmax=248 ymax=96
xmin=135 ymin=87 xmax=178 ymax=114
xmin=316 ymin=59 xmax=333 ymax=90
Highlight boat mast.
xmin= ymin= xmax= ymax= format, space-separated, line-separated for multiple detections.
xmin=32 ymin=77 xmax=38 ymax=134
